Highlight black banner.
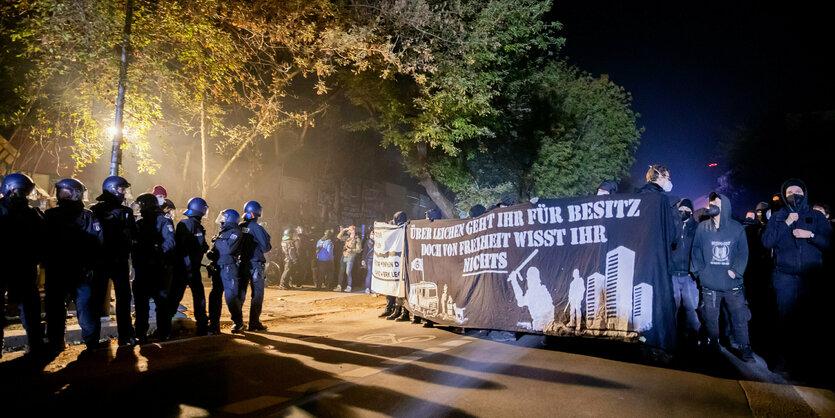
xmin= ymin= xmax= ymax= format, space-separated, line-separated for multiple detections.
xmin=404 ymin=194 xmax=677 ymax=349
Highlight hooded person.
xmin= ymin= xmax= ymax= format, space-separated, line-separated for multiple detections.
xmin=670 ymin=198 xmax=700 ymax=344
xmin=690 ymin=192 xmax=753 ymax=361
xmin=468 ymin=204 xmax=486 ymax=218
xmin=597 ymin=180 xmax=618 ymax=195
xmin=761 ymin=178 xmax=831 ymax=373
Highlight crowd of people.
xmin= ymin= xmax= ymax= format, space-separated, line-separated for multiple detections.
xmin=633 ymin=164 xmax=831 ymax=378
xmin=0 ymin=173 xmax=279 ymax=355
xmin=2 ymin=167 xmax=832 ymax=383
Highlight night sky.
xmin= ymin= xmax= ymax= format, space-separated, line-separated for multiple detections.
xmin=553 ymin=2 xmax=835 ymax=203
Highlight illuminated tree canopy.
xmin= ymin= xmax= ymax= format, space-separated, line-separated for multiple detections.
xmin=1 ymin=0 xmax=640 ymax=215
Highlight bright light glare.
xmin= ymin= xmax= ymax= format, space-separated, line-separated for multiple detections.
xmin=107 ymin=126 xmax=120 ymax=137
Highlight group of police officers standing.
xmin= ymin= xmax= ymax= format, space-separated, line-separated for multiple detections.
xmin=0 ymin=173 xmax=271 ymax=356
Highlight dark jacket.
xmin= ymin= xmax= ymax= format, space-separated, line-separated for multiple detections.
xmin=362 ymin=238 xmax=375 ymax=264
xmin=43 ymin=200 xmax=104 ymax=272
xmin=761 ymin=180 xmax=831 ymax=275
xmin=133 ymin=210 xmax=176 ymax=268
xmin=212 ymin=222 xmax=242 ymax=266
xmin=240 ymin=219 xmax=272 ymax=264
xmin=0 ymin=197 xmax=45 ymax=267
xmin=90 ymin=193 xmax=137 ymax=259
xmin=636 ymin=182 xmax=681 ymax=275
xmin=670 ymin=215 xmax=698 ymax=275
xmin=176 ymin=216 xmax=209 ymax=272
xmin=690 ymin=194 xmax=749 ymax=291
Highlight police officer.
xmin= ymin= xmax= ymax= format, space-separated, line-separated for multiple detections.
xmin=132 ymin=193 xmax=176 ymax=344
xmin=0 ymin=173 xmax=46 ymax=355
xmin=90 ymin=175 xmax=137 ymax=346
xmin=211 ymin=209 xmax=245 ymax=334
xmin=240 ymin=201 xmax=272 ymax=331
xmin=43 ymin=178 xmax=104 ymax=352
xmin=171 ymin=198 xmax=210 ymax=336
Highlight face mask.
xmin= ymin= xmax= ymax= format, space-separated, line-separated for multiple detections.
xmin=157 ymin=196 xmax=165 ymax=205
xmin=786 ymin=194 xmax=805 ymax=210
xmin=680 ymin=211 xmax=691 ymax=221
xmin=766 ymin=209 xmax=772 ymax=220
xmin=662 ymin=180 xmax=673 ymax=193
xmin=705 ymin=204 xmax=720 ymax=217
xmin=597 ymin=190 xmax=609 ymax=196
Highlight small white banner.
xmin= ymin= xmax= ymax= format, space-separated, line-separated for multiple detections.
xmin=370 ymin=222 xmax=406 ymax=296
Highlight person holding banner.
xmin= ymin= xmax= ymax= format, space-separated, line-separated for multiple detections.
xmin=361 ymin=227 xmax=375 ymax=294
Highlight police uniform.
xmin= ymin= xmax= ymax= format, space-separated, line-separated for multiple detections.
xmin=90 ymin=194 xmax=137 ymax=344
xmin=172 ymin=215 xmax=209 ymax=334
xmin=212 ymin=222 xmax=244 ymax=330
xmin=133 ymin=211 xmax=176 ymax=342
xmin=240 ymin=219 xmax=271 ymax=328
xmin=0 ymin=197 xmax=46 ymax=353
xmin=43 ymin=201 xmax=104 ymax=349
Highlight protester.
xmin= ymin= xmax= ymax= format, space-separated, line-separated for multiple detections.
xmin=211 ymin=209 xmax=245 ymax=334
xmin=468 ymin=204 xmax=486 ymax=218
xmin=690 ymin=192 xmax=752 ymax=361
xmin=597 ymin=180 xmax=618 ymax=195
xmin=170 ymin=197 xmax=210 ymax=336
xmin=385 ymin=212 xmax=408 ymax=320
xmin=0 ymin=173 xmax=46 ymax=356
xmin=240 ymin=201 xmax=272 ymax=331
xmin=44 ymin=179 xmax=104 ymax=352
xmin=361 ymin=226 xmax=375 ymax=294
xmin=90 ymin=176 xmax=137 ymax=346
xmin=279 ymin=228 xmax=299 ymax=290
xmin=670 ymin=198 xmax=700 ymax=346
xmin=152 ymin=185 xmax=167 ymax=206
xmin=315 ymin=229 xmax=334 ymax=290
xmin=132 ymin=192 xmax=176 ymax=344
xmin=761 ymin=179 xmax=831 ymax=374
xmin=742 ymin=201 xmax=774 ymax=359
xmin=334 ymin=225 xmax=362 ymax=293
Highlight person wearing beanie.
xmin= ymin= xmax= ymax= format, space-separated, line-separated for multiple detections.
xmin=152 ymin=185 xmax=168 ymax=206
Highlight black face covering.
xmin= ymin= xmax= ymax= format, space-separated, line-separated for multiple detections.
xmin=705 ymin=204 xmax=720 ymax=217
xmin=786 ymin=194 xmax=806 ymax=211
xmin=680 ymin=211 xmax=692 ymax=221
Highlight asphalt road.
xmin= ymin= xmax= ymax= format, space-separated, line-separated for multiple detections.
xmin=1 ymin=291 xmax=833 ymax=417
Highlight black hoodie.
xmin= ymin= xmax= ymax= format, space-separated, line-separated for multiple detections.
xmin=690 ymin=193 xmax=749 ymax=291
xmin=761 ymin=179 xmax=831 ymax=274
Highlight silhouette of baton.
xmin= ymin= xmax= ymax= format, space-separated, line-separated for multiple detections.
xmin=508 ymin=249 xmax=539 ymax=282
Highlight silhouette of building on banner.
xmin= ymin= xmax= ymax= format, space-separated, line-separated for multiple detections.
xmin=582 ymin=246 xmax=653 ymax=333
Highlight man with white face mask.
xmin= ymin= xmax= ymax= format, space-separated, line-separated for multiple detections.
xmin=152 ymin=184 xmax=168 ymax=206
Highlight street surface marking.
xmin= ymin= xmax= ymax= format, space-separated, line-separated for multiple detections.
xmin=440 ymin=339 xmax=472 ymax=347
xmin=423 ymin=346 xmax=450 ymax=353
xmin=221 ymin=396 xmax=289 ymax=414
xmin=287 ymin=379 xmax=342 ymax=393
xmin=340 ymin=366 xmax=384 ymax=378
xmin=356 ymin=333 xmax=436 ymax=345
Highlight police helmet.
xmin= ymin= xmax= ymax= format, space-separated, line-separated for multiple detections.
xmin=134 ymin=192 xmax=160 ymax=212
xmin=55 ymin=178 xmax=87 ymax=202
xmin=102 ymin=175 xmax=131 ymax=199
xmin=243 ymin=201 xmax=262 ymax=220
xmin=283 ymin=228 xmax=292 ymax=236
xmin=216 ymin=209 xmax=240 ymax=225
xmin=184 ymin=197 xmax=208 ymax=217
xmin=1 ymin=173 xmax=36 ymax=199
